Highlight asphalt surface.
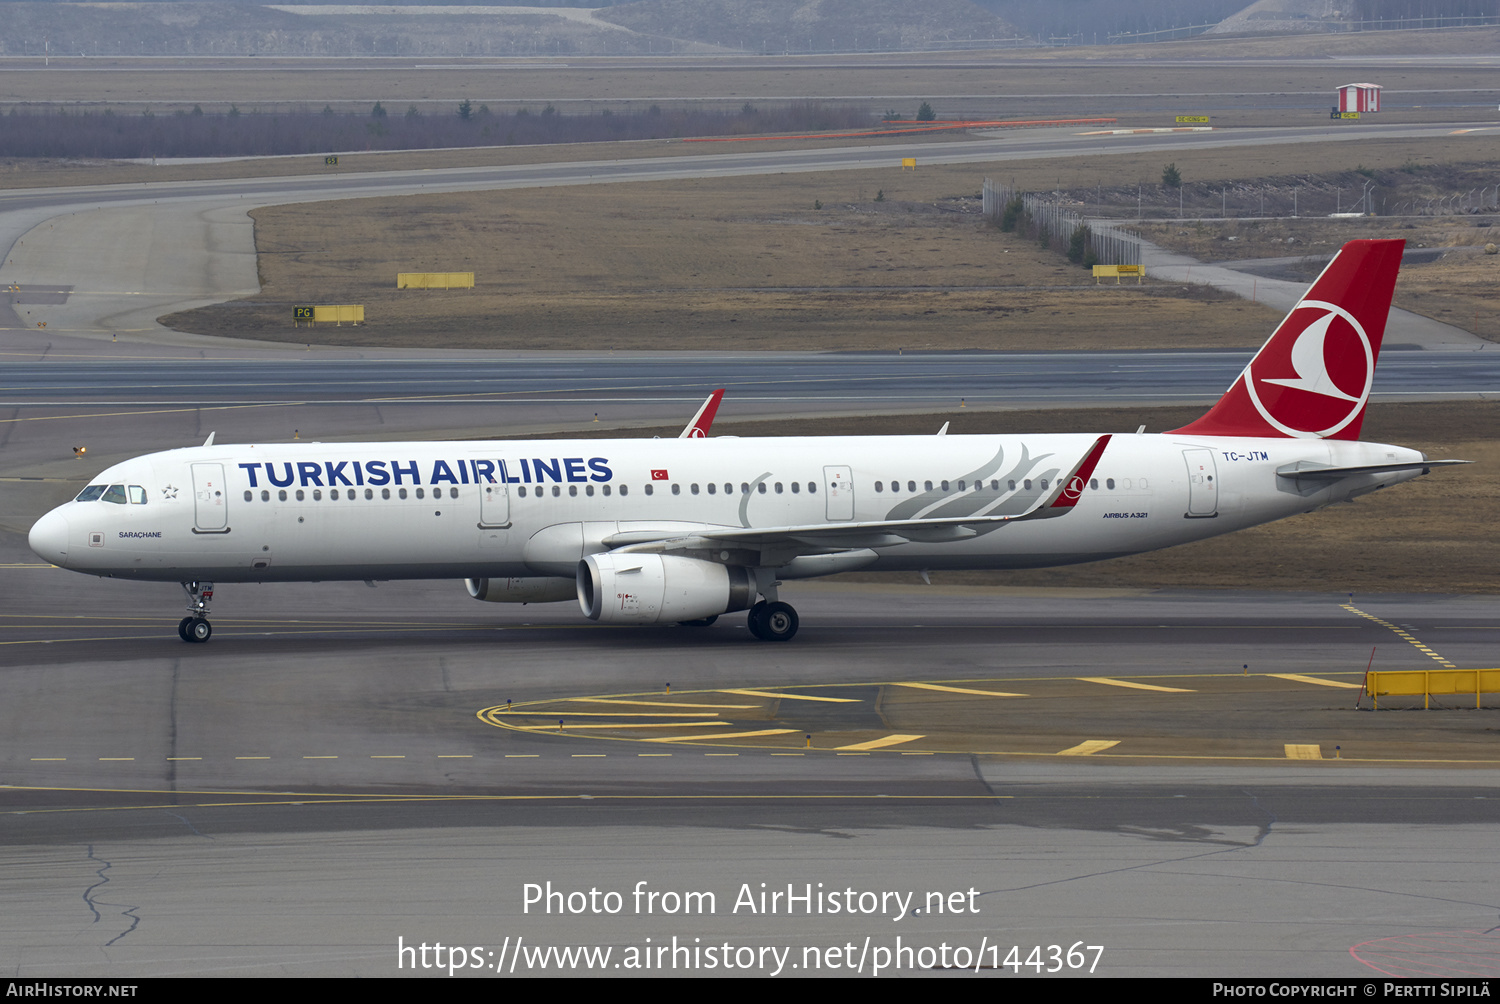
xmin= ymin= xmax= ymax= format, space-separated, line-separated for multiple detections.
xmin=3 ymin=526 xmax=1498 ymax=978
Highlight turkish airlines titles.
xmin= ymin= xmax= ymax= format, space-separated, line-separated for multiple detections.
xmin=235 ymin=456 xmax=614 ymax=490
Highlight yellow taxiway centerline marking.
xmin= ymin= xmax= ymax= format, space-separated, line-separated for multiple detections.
xmin=1342 ymin=604 xmax=1457 ymax=668
xmin=835 ymin=734 xmax=926 ymax=751
xmin=1284 ymin=744 xmax=1324 ymax=760
xmin=566 ymin=699 xmax=758 ymax=709
xmin=509 ymin=721 xmax=721 ymax=730
xmin=893 ymin=682 xmax=1027 ymax=697
xmin=719 ymin=689 xmax=858 ymax=703
xmin=492 ymin=711 xmax=719 ymax=718
xmin=1078 ymin=677 xmax=1194 ymax=693
xmin=644 ymin=729 xmax=800 ymax=743
xmin=1269 ymin=673 xmax=1363 ymax=689
xmin=1057 ymin=740 xmax=1121 ymax=756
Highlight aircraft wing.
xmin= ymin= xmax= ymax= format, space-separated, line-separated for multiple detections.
xmin=605 ymin=435 xmax=1111 ymax=555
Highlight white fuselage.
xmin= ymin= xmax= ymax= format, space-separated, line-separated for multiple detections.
xmin=29 ymin=432 xmax=1424 ymax=585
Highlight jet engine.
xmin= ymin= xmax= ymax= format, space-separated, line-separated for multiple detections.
xmin=577 ymin=553 xmax=754 ymax=624
xmin=466 ymin=576 xmax=578 ymax=603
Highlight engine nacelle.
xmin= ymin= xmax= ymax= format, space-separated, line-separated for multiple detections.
xmin=466 ymin=576 xmax=577 ymax=603
xmin=577 ymin=553 xmax=754 ymax=624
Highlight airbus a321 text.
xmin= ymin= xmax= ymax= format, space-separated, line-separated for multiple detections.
xmin=28 ymin=240 xmax=1466 ymax=643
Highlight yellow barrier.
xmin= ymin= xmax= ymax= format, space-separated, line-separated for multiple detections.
xmin=1367 ymin=668 xmax=1500 ymax=709
xmin=1093 ymin=264 xmax=1144 ymax=284
xmin=397 ymin=272 xmax=475 ymax=289
xmin=901 ymin=158 xmax=916 ymax=170
xmin=294 ymin=304 xmax=364 ymax=326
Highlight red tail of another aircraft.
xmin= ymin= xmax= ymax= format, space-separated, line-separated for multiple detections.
xmin=1170 ymin=238 xmax=1405 ymax=441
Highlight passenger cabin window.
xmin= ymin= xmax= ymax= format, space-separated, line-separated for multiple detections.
xmin=671 ymin=484 xmax=680 ymax=496
xmin=790 ymin=482 xmax=800 ymax=494
xmin=75 ymin=485 xmax=107 ymax=502
xmin=807 ymin=482 xmax=816 ymax=494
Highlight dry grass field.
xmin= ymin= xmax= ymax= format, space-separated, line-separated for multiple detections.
xmin=526 ymin=401 xmax=1498 ymax=595
xmin=1132 ymin=212 xmax=1500 ymax=341
xmin=162 ymin=166 xmax=1282 ymax=352
xmin=159 ymin=135 xmax=1500 ymax=352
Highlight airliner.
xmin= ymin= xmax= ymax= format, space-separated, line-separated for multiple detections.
xmin=28 ymin=239 xmax=1465 ymax=643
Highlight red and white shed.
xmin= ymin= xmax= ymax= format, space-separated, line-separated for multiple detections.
xmin=1337 ymin=83 xmax=1381 ymax=113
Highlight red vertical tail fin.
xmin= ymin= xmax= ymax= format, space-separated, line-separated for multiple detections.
xmin=1170 ymin=239 xmax=1404 ymax=440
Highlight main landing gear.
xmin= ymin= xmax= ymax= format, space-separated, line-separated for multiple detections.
xmin=178 ymin=580 xmax=214 ymax=643
xmin=747 ymin=600 xmax=798 ymax=642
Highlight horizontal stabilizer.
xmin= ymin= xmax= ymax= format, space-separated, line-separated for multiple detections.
xmin=1276 ymin=459 xmax=1470 ymax=480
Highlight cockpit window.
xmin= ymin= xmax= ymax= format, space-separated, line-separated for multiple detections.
xmin=128 ymin=486 xmax=148 ymax=504
xmin=101 ymin=485 xmax=128 ymax=505
xmin=75 ymin=485 xmax=107 ymax=502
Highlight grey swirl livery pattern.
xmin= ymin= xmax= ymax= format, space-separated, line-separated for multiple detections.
xmin=880 ymin=444 xmax=1060 ymax=522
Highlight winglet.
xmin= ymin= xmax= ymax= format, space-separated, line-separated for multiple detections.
xmin=202 ymin=432 xmax=216 ymax=447
xmin=679 ymin=389 xmax=725 ymax=439
xmin=1046 ymin=434 xmax=1112 ymax=511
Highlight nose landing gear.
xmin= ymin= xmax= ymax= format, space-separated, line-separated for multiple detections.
xmin=178 ymin=581 xmax=214 ymax=643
